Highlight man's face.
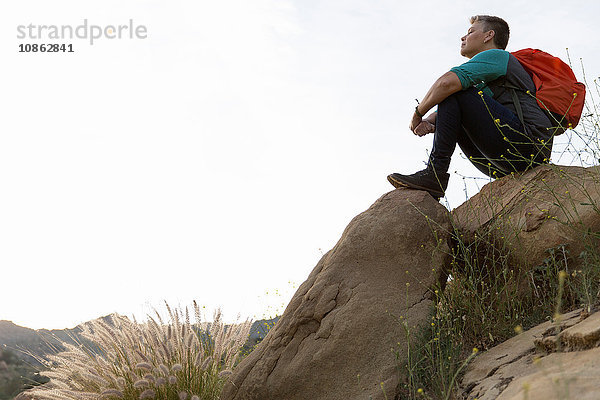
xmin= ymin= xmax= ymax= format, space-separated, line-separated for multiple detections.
xmin=460 ymin=21 xmax=490 ymax=58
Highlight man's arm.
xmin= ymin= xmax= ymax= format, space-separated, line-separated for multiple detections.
xmin=410 ymin=71 xmax=462 ymax=132
xmin=419 ymin=71 xmax=463 ymax=115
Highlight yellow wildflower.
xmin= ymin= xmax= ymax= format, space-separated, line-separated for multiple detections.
xmin=514 ymin=325 xmax=523 ymax=334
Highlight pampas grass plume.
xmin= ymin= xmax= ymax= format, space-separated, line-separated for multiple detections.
xmin=21 ymin=302 xmax=252 ymax=400
xmin=139 ymin=389 xmax=155 ymax=399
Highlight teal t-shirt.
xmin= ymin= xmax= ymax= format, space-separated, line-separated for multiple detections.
xmin=450 ymin=49 xmax=510 ymax=97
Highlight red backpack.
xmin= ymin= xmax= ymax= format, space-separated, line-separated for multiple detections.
xmin=511 ymin=48 xmax=586 ymax=135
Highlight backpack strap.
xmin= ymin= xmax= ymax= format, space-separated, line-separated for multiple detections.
xmin=493 ymin=76 xmax=527 ymax=129
xmin=508 ymin=87 xmax=525 ymax=129
xmin=502 ymin=82 xmax=565 ymax=136
xmin=496 ymin=76 xmax=566 ymax=137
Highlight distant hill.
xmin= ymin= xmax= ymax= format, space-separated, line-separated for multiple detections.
xmin=0 ymin=319 xmax=106 ymax=366
xmin=0 ymin=345 xmax=48 ymax=400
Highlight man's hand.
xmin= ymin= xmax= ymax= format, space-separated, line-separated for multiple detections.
xmin=409 ymin=112 xmax=422 ymax=132
xmin=414 ymin=120 xmax=436 ymax=136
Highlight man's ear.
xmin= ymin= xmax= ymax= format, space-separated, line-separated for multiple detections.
xmin=484 ymin=30 xmax=495 ymax=43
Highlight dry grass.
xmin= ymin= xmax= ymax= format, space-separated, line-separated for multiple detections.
xmin=25 ymin=301 xmax=252 ymax=400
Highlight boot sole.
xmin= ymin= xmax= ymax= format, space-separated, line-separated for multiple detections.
xmin=387 ymin=175 xmax=444 ymax=199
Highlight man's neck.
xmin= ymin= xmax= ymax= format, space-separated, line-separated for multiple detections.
xmin=468 ymin=45 xmax=500 ymax=58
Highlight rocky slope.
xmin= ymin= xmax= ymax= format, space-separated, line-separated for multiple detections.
xmin=223 ymin=164 xmax=600 ymax=400
xmin=461 ymin=308 xmax=600 ymax=400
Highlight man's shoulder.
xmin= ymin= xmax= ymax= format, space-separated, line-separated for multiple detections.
xmin=450 ymin=48 xmax=510 ymax=89
xmin=471 ymin=48 xmax=509 ymax=62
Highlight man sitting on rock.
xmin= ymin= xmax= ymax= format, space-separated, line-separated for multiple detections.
xmin=387 ymin=15 xmax=553 ymax=200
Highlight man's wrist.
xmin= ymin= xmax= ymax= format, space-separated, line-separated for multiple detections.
xmin=415 ymin=105 xmax=424 ymax=118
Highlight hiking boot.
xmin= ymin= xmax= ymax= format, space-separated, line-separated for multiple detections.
xmin=387 ymin=168 xmax=449 ymax=200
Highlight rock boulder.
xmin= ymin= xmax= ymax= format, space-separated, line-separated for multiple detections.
xmin=221 ymin=189 xmax=451 ymax=400
xmin=452 ymin=165 xmax=600 ymax=275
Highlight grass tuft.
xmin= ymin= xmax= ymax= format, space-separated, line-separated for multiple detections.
xmin=25 ymin=302 xmax=252 ymax=400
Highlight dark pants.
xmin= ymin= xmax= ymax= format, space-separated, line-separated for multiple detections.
xmin=429 ymin=87 xmax=551 ymax=178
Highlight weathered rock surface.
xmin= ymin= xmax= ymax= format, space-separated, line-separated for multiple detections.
xmin=461 ymin=309 xmax=581 ymax=400
xmin=221 ymin=189 xmax=451 ymax=400
xmin=559 ymin=311 xmax=600 ymax=350
xmin=461 ymin=308 xmax=600 ymax=400
xmin=497 ymin=347 xmax=600 ymax=400
xmin=452 ymin=165 xmax=600 ymax=272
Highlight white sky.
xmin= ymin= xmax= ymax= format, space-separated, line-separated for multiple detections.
xmin=1 ymin=0 xmax=599 ymax=329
